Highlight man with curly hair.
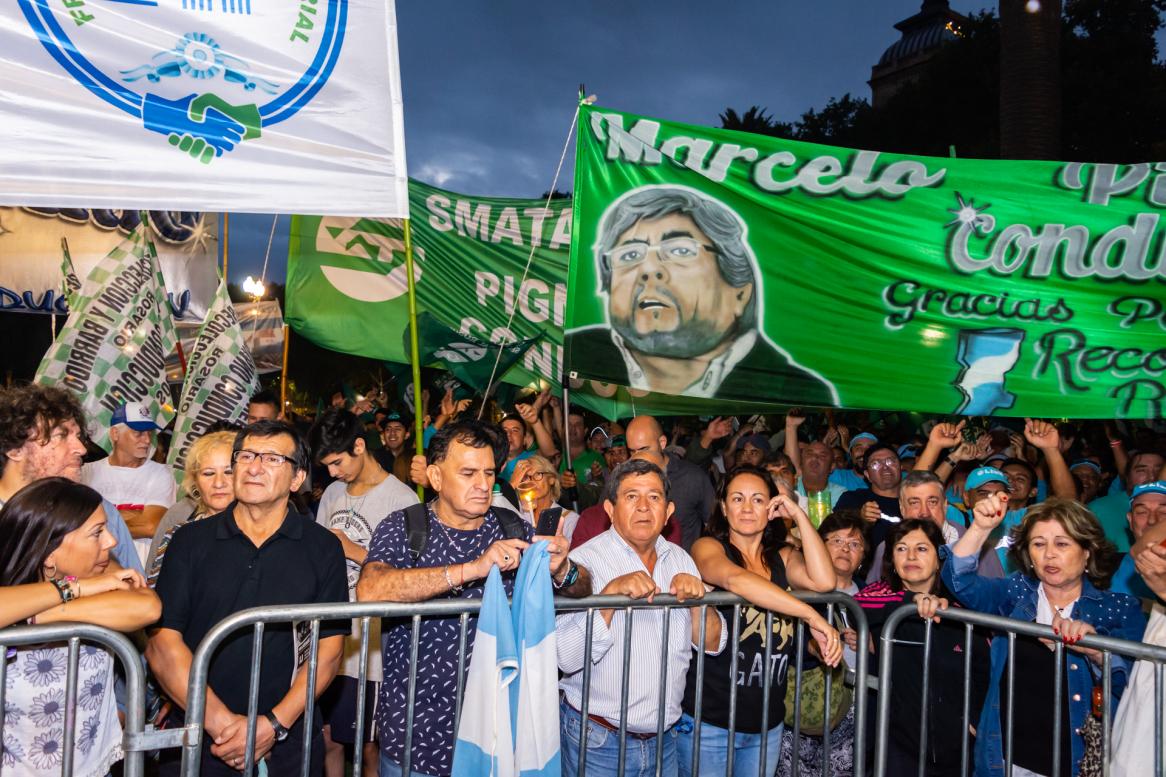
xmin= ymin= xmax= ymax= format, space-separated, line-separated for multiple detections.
xmin=0 ymin=384 xmax=143 ymax=573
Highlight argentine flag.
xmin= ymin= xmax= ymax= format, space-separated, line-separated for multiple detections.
xmin=452 ymin=541 xmax=560 ymax=777
xmin=511 ymin=541 xmax=561 ymax=777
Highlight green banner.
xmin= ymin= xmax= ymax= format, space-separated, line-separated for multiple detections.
xmin=410 ymin=312 xmax=543 ymax=393
xmin=287 ymin=180 xmax=568 ymax=384
xmin=288 ymin=180 xmax=718 ymax=419
xmin=565 ymin=105 xmax=1166 ymax=419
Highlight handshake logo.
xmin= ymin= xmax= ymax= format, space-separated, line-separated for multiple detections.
xmin=18 ymin=3 xmax=348 ymax=165
xmin=141 ymin=92 xmax=262 ymax=165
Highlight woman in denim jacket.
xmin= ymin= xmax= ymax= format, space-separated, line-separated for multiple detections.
xmin=939 ymin=495 xmax=1145 ymax=777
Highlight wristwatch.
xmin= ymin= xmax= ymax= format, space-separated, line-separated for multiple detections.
xmin=264 ymin=711 xmax=289 ymax=742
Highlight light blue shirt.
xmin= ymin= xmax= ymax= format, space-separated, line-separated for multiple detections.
xmin=1088 ymin=490 xmax=1132 ymax=552
xmin=102 ymin=500 xmax=145 ymax=575
xmin=796 ymin=478 xmax=846 ymax=507
xmin=1110 ymin=553 xmax=1155 ymax=603
xmin=828 ymin=468 xmax=866 ymax=492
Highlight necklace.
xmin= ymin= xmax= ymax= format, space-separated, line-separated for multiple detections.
xmin=433 ymin=509 xmax=482 ymax=557
xmin=342 ymin=487 xmax=368 ymax=521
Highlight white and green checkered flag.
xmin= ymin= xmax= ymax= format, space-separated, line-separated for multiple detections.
xmin=167 ymin=278 xmax=259 ymax=483
xmin=35 ymin=226 xmax=177 ymax=452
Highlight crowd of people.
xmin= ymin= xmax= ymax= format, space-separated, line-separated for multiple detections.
xmin=2 ymin=379 xmax=1166 ymax=777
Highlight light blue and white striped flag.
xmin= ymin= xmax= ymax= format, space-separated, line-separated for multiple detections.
xmin=452 ymin=541 xmax=560 ymax=777
xmin=510 ymin=541 xmax=561 ymax=777
xmin=452 ymin=566 xmax=518 ymax=777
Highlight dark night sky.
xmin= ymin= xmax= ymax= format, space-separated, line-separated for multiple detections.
xmin=230 ymin=1 xmax=992 ymax=284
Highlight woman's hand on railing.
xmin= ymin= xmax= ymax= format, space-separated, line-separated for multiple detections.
xmin=807 ymin=613 xmax=843 ymax=667
xmin=1051 ymin=612 xmax=1103 ymax=665
xmin=914 ymin=593 xmax=949 ymax=624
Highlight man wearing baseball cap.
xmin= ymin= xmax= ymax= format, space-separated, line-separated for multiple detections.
xmin=1069 ymin=459 xmax=1104 ymax=503
xmin=82 ymin=401 xmax=176 ymax=550
xmin=828 ymin=431 xmax=877 ymax=492
xmin=1111 ymin=481 xmax=1166 ymax=602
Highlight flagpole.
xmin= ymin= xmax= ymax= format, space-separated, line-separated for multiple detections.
xmin=140 ymin=210 xmax=186 ymax=381
xmin=280 ymin=324 xmax=290 ymax=418
xmin=221 ymin=213 xmax=230 ymax=279
xmin=403 ymin=218 xmax=425 ymax=500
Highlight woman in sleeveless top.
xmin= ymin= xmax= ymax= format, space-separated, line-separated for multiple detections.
xmin=679 ymin=466 xmax=842 ymax=777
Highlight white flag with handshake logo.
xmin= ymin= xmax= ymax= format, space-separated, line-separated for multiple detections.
xmin=0 ymin=1 xmax=408 ymax=216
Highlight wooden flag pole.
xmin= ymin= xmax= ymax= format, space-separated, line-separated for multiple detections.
xmin=221 ymin=213 xmax=230 ymax=279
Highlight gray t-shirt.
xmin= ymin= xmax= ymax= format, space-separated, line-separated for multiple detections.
xmin=316 ymin=473 xmax=419 ymax=679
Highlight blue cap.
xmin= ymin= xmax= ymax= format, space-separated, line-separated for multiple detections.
xmin=110 ymin=402 xmax=159 ymax=432
xmin=848 ymin=432 xmax=877 ymax=451
xmin=966 ymin=466 xmax=1009 ymax=491
xmin=1069 ymin=460 xmax=1102 ymax=475
xmin=897 ymin=444 xmax=920 ymax=459
xmin=1131 ymin=481 xmax=1166 ymax=501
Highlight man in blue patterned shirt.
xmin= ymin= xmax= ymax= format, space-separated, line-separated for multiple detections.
xmin=357 ymin=420 xmax=592 ymax=777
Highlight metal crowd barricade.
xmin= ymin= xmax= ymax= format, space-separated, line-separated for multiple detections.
xmin=0 ymin=621 xmax=148 ymax=777
xmin=872 ymin=604 xmax=1166 ymax=777
xmin=175 ymin=590 xmax=869 ymax=777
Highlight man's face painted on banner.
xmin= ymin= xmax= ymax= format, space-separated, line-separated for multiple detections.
xmin=607 ymin=212 xmax=752 ymax=359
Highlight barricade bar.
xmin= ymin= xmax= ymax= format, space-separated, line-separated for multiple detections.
xmin=873 ymin=604 xmax=1166 ymax=777
xmin=0 ymin=622 xmax=147 ymax=777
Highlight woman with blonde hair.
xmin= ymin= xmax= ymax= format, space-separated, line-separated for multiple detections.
xmin=940 ymin=496 xmax=1145 ymax=777
xmin=509 ymin=453 xmax=580 ymax=541
xmin=146 ymin=430 xmax=236 ymax=586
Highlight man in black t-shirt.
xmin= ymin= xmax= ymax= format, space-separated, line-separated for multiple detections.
xmin=834 ymin=443 xmax=904 ymax=582
xmin=148 ymin=421 xmax=349 ymax=776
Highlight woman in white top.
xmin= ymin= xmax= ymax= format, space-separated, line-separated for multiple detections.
xmin=0 ymin=477 xmax=160 ymax=777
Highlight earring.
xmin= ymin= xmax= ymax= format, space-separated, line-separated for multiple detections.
xmin=44 ymin=561 xmax=57 ymax=580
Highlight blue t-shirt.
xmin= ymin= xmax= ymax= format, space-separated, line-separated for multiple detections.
xmin=828 ymin=468 xmax=867 ymax=492
xmin=367 ymin=504 xmax=533 ymax=776
xmin=1110 ymin=553 xmax=1156 ymax=603
xmin=1089 ymin=491 xmax=1132 ymax=552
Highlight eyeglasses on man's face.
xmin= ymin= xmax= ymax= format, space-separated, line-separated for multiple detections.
xmin=233 ymin=449 xmax=294 ymax=468
xmin=867 ymin=458 xmax=900 ymax=472
xmin=606 ymin=237 xmax=716 ymax=268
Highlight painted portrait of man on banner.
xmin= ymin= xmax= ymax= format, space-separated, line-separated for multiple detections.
xmin=566 ymin=184 xmax=838 ymax=406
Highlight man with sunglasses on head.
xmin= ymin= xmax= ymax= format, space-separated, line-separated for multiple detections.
xmin=148 ymin=420 xmax=349 ymax=776
xmin=564 ymin=185 xmax=837 ymax=404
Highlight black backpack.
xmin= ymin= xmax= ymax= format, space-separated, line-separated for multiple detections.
xmin=403 ymin=503 xmax=527 ymax=561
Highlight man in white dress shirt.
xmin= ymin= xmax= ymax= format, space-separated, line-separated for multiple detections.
xmin=557 ymin=458 xmax=725 ymax=777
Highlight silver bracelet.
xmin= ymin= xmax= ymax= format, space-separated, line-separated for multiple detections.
xmin=443 ymin=564 xmax=463 ymax=593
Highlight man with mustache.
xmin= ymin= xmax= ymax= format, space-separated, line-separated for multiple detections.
xmin=565 ymin=185 xmax=837 ymax=405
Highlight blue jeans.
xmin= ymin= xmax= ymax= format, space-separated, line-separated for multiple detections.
xmin=675 ymin=713 xmax=783 ymax=777
xmin=378 ymin=752 xmax=441 ymax=777
xmin=559 ymin=697 xmax=678 ymax=777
